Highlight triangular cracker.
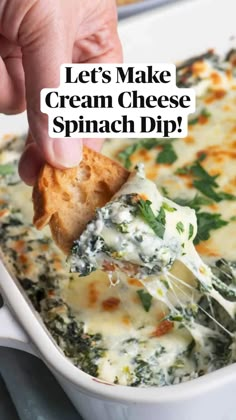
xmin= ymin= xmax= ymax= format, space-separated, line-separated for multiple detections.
xmin=33 ymin=146 xmax=129 ymax=254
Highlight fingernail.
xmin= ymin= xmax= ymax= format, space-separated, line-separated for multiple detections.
xmin=83 ymin=139 xmax=104 ymax=152
xmin=52 ymin=138 xmax=83 ymax=168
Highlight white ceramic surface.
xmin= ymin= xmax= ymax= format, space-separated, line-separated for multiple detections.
xmin=0 ymin=0 xmax=236 ymax=419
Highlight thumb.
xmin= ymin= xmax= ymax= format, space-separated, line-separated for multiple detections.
xmin=19 ymin=4 xmax=82 ymax=168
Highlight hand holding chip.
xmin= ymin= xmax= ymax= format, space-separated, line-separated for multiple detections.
xmin=0 ymin=0 xmax=119 ymax=184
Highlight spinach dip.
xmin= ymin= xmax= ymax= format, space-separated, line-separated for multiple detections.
xmin=1 ymin=49 xmax=236 ymax=387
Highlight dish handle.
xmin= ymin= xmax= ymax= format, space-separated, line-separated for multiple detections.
xmin=0 ymin=302 xmax=37 ymax=356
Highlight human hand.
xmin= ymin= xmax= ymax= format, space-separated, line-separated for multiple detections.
xmin=0 ymin=0 xmax=122 ymax=185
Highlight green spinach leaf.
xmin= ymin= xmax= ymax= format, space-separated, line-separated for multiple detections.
xmin=137 ymin=289 xmax=153 ymax=312
xmin=137 ymin=199 xmax=166 ymax=239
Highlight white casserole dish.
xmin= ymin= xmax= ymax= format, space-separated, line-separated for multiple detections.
xmin=0 ymin=0 xmax=236 ymax=418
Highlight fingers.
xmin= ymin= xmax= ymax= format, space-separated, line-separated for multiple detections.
xmin=18 ymin=141 xmax=45 ymax=186
xmin=72 ymin=7 xmax=121 ymax=157
xmin=19 ymin=132 xmax=44 ymax=186
xmin=1 ymin=0 xmax=118 ymax=183
xmin=19 ymin=135 xmax=103 ymax=186
xmin=0 ymin=55 xmax=26 ymax=114
xmin=19 ymin=1 xmax=83 ymax=169
xmin=74 ymin=20 xmax=123 ymax=64
xmin=0 ymin=34 xmax=25 ymax=113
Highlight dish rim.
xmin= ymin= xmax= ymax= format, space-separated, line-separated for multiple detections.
xmin=1 ymin=255 xmax=236 ymax=404
xmin=0 ymin=0 xmax=236 ymax=404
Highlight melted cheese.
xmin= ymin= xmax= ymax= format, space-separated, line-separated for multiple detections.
xmin=69 ymin=160 xmax=236 ymax=349
xmin=69 ymin=53 xmax=236 ymax=384
xmin=70 ymin=165 xmax=197 ymax=278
